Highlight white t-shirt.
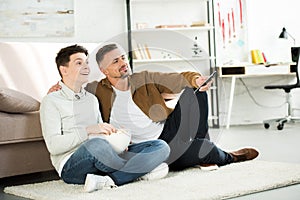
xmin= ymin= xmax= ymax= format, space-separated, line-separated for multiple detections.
xmin=110 ymin=87 xmax=164 ymax=143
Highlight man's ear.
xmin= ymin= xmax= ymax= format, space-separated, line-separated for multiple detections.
xmin=100 ymin=67 xmax=108 ymax=75
xmin=59 ymin=65 xmax=67 ymax=76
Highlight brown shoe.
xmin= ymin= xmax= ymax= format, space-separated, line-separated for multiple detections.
xmin=229 ymin=148 xmax=259 ymax=163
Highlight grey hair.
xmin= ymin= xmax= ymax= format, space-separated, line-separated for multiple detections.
xmin=95 ymin=43 xmax=119 ymax=67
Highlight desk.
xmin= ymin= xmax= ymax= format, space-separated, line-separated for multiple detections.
xmin=217 ymin=62 xmax=296 ymax=129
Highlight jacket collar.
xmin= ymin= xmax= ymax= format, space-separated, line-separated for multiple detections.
xmin=100 ymin=78 xmax=113 ymax=88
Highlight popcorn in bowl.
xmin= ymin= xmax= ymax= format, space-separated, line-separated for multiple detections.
xmin=89 ymin=129 xmax=131 ymax=154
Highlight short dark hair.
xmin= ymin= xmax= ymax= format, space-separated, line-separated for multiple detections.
xmin=55 ymin=44 xmax=88 ymax=77
xmin=95 ymin=43 xmax=118 ymax=67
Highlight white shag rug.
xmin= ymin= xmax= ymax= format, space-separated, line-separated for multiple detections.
xmin=4 ymin=160 xmax=300 ymax=200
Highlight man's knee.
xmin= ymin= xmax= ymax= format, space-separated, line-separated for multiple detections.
xmin=84 ymin=138 xmax=114 ymax=156
xmin=153 ymin=139 xmax=171 ymax=160
xmin=161 ymin=140 xmax=171 ymax=159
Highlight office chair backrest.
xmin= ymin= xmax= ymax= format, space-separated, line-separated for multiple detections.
xmin=291 ymin=47 xmax=300 ymax=85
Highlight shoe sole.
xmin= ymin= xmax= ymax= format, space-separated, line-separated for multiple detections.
xmin=197 ymin=164 xmax=219 ymax=171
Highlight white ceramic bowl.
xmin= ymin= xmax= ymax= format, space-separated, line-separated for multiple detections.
xmin=90 ymin=129 xmax=131 ymax=154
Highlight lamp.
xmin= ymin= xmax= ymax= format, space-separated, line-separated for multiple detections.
xmin=279 ymin=27 xmax=296 ymax=46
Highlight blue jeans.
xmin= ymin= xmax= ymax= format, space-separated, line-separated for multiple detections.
xmin=61 ymin=138 xmax=170 ymax=186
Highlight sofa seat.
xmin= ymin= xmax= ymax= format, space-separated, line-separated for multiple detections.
xmin=0 ymin=111 xmax=42 ymax=143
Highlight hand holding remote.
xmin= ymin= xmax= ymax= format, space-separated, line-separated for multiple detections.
xmin=194 ymin=71 xmax=217 ymax=93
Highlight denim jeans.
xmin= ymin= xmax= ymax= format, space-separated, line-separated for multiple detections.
xmin=61 ymin=138 xmax=170 ymax=186
xmin=159 ymin=87 xmax=233 ymax=170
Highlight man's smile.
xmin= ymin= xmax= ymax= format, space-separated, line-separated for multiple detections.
xmin=119 ymin=66 xmax=128 ymax=73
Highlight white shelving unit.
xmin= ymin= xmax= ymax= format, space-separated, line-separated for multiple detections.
xmin=133 ymin=57 xmax=214 ymax=64
xmin=125 ymin=0 xmax=219 ymax=127
xmin=132 ymin=26 xmax=214 ymax=33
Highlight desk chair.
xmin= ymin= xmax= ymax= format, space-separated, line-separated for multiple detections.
xmin=263 ymin=47 xmax=300 ymax=130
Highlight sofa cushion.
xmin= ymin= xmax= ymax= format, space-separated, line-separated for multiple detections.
xmin=0 ymin=88 xmax=40 ymax=113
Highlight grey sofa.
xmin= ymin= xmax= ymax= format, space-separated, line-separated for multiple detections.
xmin=0 ymin=88 xmax=53 ymax=178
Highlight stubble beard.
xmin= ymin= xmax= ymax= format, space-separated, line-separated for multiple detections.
xmin=119 ymin=67 xmax=131 ymax=79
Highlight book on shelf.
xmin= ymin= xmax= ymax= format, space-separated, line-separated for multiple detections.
xmin=131 ymin=40 xmax=141 ymax=60
xmin=132 ymin=40 xmax=152 ymax=60
xmin=138 ymin=43 xmax=148 ymax=59
xmin=144 ymin=44 xmax=151 ymax=59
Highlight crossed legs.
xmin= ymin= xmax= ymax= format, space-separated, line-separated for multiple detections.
xmin=159 ymin=87 xmax=257 ymax=170
xmin=61 ymin=138 xmax=170 ymax=185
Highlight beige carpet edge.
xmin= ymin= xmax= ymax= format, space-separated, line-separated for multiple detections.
xmin=4 ymin=160 xmax=300 ymax=200
xmin=219 ymin=179 xmax=300 ymax=200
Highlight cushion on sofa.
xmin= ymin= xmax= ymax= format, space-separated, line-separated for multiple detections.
xmin=0 ymin=88 xmax=40 ymax=113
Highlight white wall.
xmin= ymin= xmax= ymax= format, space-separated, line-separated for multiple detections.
xmin=0 ymin=0 xmax=126 ymax=43
xmin=1 ymin=0 xmax=299 ymax=126
xmin=0 ymin=42 xmax=102 ymax=101
xmin=218 ymin=0 xmax=300 ymax=126
xmin=247 ymin=0 xmax=300 ymax=62
xmin=0 ymin=0 xmax=127 ymax=101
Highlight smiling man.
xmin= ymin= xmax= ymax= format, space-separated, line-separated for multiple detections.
xmin=86 ymin=43 xmax=259 ymax=170
xmin=40 ymin=44 xmax=170 ymax=193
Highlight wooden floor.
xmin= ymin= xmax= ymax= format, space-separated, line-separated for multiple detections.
xmin=1 ymin=123 xmax=300 ymax=200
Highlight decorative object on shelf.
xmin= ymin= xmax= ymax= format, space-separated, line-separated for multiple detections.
xmin=191 ymin=36 xmax=203 ymax=57
xmin=161 ymin=51 xmax=173 ymax=60
xmin=136 ymin=22 xmax=148 ymax=30
xmin=155 ymin=24 xmax=187 ymax=29
xmin=279 ymin=27 xmax=296 ymax=46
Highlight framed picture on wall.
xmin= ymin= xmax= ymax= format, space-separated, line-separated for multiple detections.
xmin=0 ymin=0 xmax=74 ymax=37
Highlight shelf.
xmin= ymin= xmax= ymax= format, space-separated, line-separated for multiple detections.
xmin=132 ymin=26 xmax=214 ymax=33
xmin=126 ymin=0 xmax=219 ymax=127
xmin=208 ymin=115 xmax=219 ymax=120
xmin=130 ymin=0 xmax=210 ymax=3
xmin=133 ymin=57 xmax=213 ymax=64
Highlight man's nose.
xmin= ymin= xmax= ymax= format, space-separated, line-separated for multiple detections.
xmin=119 ymin=58 xmax=127 ymax=65
xmin=82 ymin=63 xmax=90 ymax=69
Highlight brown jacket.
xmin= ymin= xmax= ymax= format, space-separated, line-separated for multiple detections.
xmin=85 ymin=71 xmax=200 ymax=123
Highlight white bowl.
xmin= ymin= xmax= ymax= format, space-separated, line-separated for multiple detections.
xmin=90 ymin=129 xmax=131 ymax=154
